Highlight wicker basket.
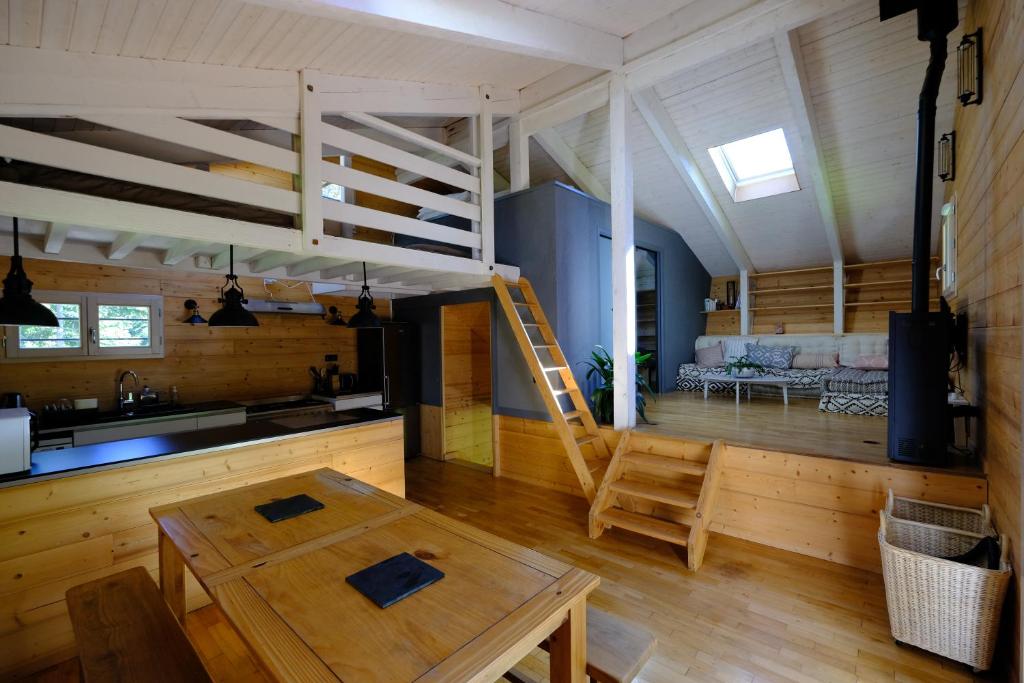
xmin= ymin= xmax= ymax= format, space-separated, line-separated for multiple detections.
xmin=886 ymin=489 xmax=993 ymax=535
xmin=879 ymin=510 xmax=1011 ymax=671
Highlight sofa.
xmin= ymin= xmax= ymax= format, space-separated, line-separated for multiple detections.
xmin=675 ymin=334 xmax=889 ymax=416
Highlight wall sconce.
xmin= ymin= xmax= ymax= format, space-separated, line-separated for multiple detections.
xmin=183 ymin=299 xmax=207 ymax=325
xmin=957 ymin=29 xmax=983 ymax=106
xmin=937 ymin=131 xmax=955 ymax=182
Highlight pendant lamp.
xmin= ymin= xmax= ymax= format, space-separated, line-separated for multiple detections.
xmin=207 ymin=246 xmax=259 ymax=327
xmin=347 ymin=262 xmax=382 ymax=328
xmin=0 ymin=217 xmax=59 ymax=327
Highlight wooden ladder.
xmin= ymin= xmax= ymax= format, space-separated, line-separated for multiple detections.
xmin=492 ymin=275 xmax=611 ymax=502
xmin=589 ymin=433 xmax=725 ymax=571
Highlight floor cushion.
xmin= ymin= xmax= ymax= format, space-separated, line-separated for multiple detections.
xmin=818 ymin=391 xmax=888 ymax=416
xmin=822 ymin=367 xmax=888 ymax=394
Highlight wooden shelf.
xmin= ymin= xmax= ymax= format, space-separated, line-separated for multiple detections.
xmin=844 ymin=279 xmax=912 ymax=289
xmin=844 ymin=298 xmax=938 ymax=308
xmin=749 ymin=303 xmax=833 ymax=312
xmin=749 ymin=264 xmax=833 ymax=277
xmin=700 ymin=309 xmax=738 ymax=314
xmin=750 ymin=284 xmax=833 ymax=295
xmin=844 ymin=257 xmax=937 ymax=271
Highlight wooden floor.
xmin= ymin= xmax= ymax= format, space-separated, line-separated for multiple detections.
xmin=22 ymin=458 xmax=993 ymax=683
xmin=641 ymin=391 xmax=889 ymax=464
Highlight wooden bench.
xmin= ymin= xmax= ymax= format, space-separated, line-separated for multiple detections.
xmin=65 ymin=566 xmax=212 ymax=683
xmin=506 ymin=605 xmax=657 ymax=683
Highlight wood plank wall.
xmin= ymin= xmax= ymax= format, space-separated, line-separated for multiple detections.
xmin=496 ymin=416 xmax=987 ymax=572
xmin=0 ymin=420 xmax=405 ymax=680
xmin=441 ymin=302 xmax=493 ymax=465
xmin=947 ymin=1 xmax=1024 ymax=677
xmin=0 ymin=258 xmax=390 ymax=411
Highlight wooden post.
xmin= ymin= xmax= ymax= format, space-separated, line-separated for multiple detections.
xmin=158 ymin=529 xmax=186 ymax=623
xmin=739 ymin=269 xmax=750 ymax=335
xmin=548 ymin=599 xmax=587 ymax=683
xmin=478 ymin=85 xmax=496 ymax=268
xmin=509 ymin=118 xmax=530 ymax=191
xmin=610 ymin=75 xmax=636 ymax=430
xmin=299 ymin=69 xmax=323 ymax=252
xmin=833 ymin=260 xmax=844 ymax=335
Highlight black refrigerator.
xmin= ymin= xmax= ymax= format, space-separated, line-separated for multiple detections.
xmin=357 ymin=323 xmax=419 ymax=457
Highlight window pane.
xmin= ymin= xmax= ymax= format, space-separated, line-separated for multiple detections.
xmin=19 ymin=303 xmax=82 ymax=349
xmin=97 ymin=304 xmax=151 ymax=348
xmin=719 ymin=128 xmax=794 ymax=183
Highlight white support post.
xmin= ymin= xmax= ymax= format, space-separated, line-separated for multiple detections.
xmin=609 ymin=75 xmax=636 ymax=431
xmin=478 ymin=85 xmax=496 ymax=268
xmin=739 ymin=269 xmax=750 ymax=335
xmin=508 ymin=118 xmax=530 ymax=192
xmin=833 ymin=260 xmax=844 ymax=335
xmin=300 ymin=69 xmax=324 ymax=252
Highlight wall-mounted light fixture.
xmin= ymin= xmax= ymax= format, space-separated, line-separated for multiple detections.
xmin=938 ymin=131 xmax=955 ymax=182
xmin=326 ymin=305 xmax=347 ymax=326
xmin=957 ymin=29 xmax=983 ymax=106
xmin=183 ymin=299 xmax=207 ymax=325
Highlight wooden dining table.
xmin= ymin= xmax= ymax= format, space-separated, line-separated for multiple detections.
xmin=150 ymin=468 xmax=599 ymax=682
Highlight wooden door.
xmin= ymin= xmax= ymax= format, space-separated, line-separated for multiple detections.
xmin=441 ymin=302 xmax=493 ymax=468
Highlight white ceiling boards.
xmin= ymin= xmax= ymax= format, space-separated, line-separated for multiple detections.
xmin=0 ymin=0 xmax=963 ymax=278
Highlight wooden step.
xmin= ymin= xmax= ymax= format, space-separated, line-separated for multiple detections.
xmin=597 ymin=509 xmax=689 ymax=546
xmin=542 ymin=366 xmax=568 ymax=372
xmin=562 ymin=410 xmax=583 ymax=421
xmin=610 ymin=480 xmax=699 ymax=509
xmin=622 ymin=452 xmax=707 ymax=478
xmin=576 ymin=434 xmax=600 ymax=447
xmin=533 ymin=344 xmax=557 ymax=349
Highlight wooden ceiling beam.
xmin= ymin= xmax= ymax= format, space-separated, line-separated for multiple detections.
xmin=773 ymin=29 xmax=843 ymax=264
xmin=107 ymin=232 xmax=148 ymax=261
xmin=533 ymin=128 xmax=610 ymax=203
xmin=162 ymin=240 xmax=209 ymax=266
xmin=245 ymin=0 xmax=623 ymax=70
xmin=632 ymin=88 xmax=753 ymax=273
xmin=43 ymin=223 xmax=69 ymax=254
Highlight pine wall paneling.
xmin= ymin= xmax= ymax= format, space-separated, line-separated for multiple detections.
xmin=0 ymin=258 xmax=389 ymax=411
xmin=946 ymin=1 xmax=1024 ymax=676
xmin=441 ymin=301 xmax=493 ymax=466
xmin=0 ymin=420 xmax=405 ymax=680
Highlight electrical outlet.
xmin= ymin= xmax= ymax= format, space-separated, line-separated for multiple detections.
xmin=325 ymin=354 xmax=338 ymax=362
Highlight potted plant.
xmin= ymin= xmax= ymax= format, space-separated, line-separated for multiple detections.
xmin=723 ymin=355 xmax=766 ymax=378
xmin=580 ymin=345 xmax=656 ymax=424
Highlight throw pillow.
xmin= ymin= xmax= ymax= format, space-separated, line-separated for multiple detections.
xmin=853 ymin=354 xmax=888 ymax=370
xmin=723 ymin=336 xmax=758 ymax=364
xmin=745 ymin=343 xmax=796 ymax=369
xmin=792 ymin=352 xmax=840 ymax=369
xmin=695 ymin=343 xmax=724 ymax=368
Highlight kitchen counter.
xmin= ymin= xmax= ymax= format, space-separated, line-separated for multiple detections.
xmin=37 ymin=400 xmax=244 ymax=434
xmin=3 ymin=408 xmax=401 ymax=488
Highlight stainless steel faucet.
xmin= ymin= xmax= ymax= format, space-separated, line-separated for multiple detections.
xmin=118 ymin=370 xmax=140 ymax=413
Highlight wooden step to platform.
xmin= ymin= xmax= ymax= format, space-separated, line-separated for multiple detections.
xmin=610 ymin=480 xmax=699 ymax=509
xmin=622 ymin=452 xmax=707 ymax=477
xmin=596 ymin=508 xmax=690 ymax=546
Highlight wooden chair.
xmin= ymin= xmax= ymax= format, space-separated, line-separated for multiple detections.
xmin=65 ymin=566 xmax=212 ymax=683
xmin=506 ymin=605 xmax=657 ymax=683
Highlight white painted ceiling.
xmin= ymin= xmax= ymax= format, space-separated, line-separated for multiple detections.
xmin=0 ymin=0 xmax=966 ymax=277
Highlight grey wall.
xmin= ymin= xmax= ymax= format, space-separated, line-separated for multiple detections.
xmin=394 ymin=181 xmax=710 ymax=422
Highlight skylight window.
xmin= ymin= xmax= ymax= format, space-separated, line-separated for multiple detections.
xmin=708 ymin=128 xmax=800 ymax=202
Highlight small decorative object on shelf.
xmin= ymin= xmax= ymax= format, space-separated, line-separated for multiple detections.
xmin=957 ymin=28 xmax=983 ymax=106
xmin=937 ymin=131 xmax=955 ymax=182
xmin=726 ymin=280 xmax=737 ymax=309
xmin=774 ymin=322 xmax=785 ymax=334
xmin=723 ymin=355 xmax=765 ymax=378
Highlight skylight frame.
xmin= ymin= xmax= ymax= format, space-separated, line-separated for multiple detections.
xmin=708 ymin=128 xmax=801 ymax=202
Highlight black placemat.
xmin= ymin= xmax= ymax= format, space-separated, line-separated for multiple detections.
xmin=346 ymin=552 xmax=444 ymax=608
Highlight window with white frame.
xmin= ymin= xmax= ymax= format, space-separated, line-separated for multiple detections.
xmin=3 ymin=293 xmax=164 ymax=360
xmin=708 ymin=128 xmax=801 ymax=202
xmin=940 ymin=198 xmax=957 ymax=297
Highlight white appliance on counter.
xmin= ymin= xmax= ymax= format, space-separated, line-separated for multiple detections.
xmin=312 ymin=392 xmax=384 ymax=411
xmin=0 ymin=408 xmax=32 ymax=475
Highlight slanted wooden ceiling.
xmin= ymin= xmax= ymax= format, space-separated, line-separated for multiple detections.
xmin=0 ymin=0 xmax=964 ymax=278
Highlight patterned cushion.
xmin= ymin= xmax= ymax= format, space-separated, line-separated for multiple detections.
xmin=852 ymin=354 xmax=888 ymax=370
xmin=675 ymin=364 xmax=832 ymax=396
xmin=745 ymin=343 xmax=795 ymax=369
xmin=695 ymin=343 xmax=724 ymax=368
xmin=823 ymin=367 xmax=888 ymax=394
xmin=792 ymin=352 xmax=839 ymax=369
xmin=818 ymin=391 xmax=888 ymax=416
xmin=723 ymin=337 xmax=758 ymax=364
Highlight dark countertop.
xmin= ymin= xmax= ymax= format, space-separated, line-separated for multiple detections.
xmin=2 ymin=408 xmax=401 ymax=488
xmin=37 ymin=400 xmax=245 ymax=433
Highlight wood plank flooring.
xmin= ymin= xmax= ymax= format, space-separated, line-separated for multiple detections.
xmin=19 ymin=458 xmax=993 ymax=683
xmin=641 ymin=391 xmax=890 ymax=464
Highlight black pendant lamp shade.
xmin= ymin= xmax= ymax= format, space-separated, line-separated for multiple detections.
xmin=0 ymin=217 xmax=59 ymax=327
xmin=183 ymin=299 xmax=208 ymax=325
xmin=207 ymin=245 xmax=259 ymax=327
xmin=347 ymin=262 xmax=382 ymax=328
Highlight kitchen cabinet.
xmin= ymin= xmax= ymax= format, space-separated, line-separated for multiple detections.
xmin=73 ymin=409 xmax=246 ymax=446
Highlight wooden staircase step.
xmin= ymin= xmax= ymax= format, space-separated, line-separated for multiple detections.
xmin=533 ymin=344 xmax=557 ymax=349
xmin=576 ymin=434 xmax=601 ymax=447
xmin=610 ymin=480 xmax=699 ymax=509
xmin=542 ymin=366 xmax=568 ymax=372
xmin=562 ymin=410 xmax=582 ymax=421
xmin=597 ymin=509 xmax=689 ymax=546
xmin=622 ymin=452 xmax=707 ymax=478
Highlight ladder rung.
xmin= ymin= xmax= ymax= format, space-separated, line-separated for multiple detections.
xmin=522 ymin=323 xmax=541 ymax=327
xmin=533 ymin=344 xmax=557 ymax=349
xmin=513 ymin=301 xmax=536 ymax=307
xmin=542 ymin=366 xmax=568 ymax=372
xmin=552 ymin=387 xmax=580 ymax=397
xmin=562 ymin=410 xmax=583 ymax=420
xmin=576 ymin=434 xmax=600 ymax=447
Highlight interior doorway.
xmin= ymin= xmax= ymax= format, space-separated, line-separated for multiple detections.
xmin=440 ymin=301 xmax=493 ymax=470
